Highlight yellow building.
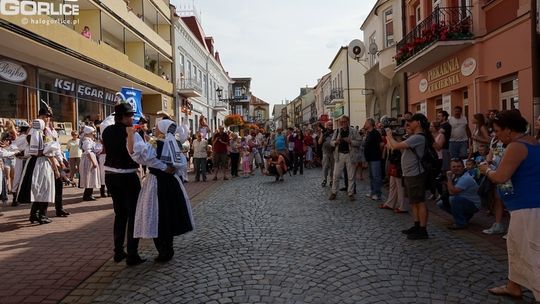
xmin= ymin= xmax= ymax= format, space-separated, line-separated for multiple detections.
xmin=0 ymin=0 xmax=174 ymax=138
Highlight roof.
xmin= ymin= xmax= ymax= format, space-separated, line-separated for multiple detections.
xmin=360 ymin=0 xmax=391 ymax=30
xmin=328 ymin=47 xmax=348 ymax=70
xmin=250 ymin=95 xmax=269 ymax=105
xmin=272 ymin=104 xmax=286 ymax=116
xmin=181 ymin=16 xmax=208 ymax=52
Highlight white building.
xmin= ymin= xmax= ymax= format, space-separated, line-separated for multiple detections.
xmin=327 ymin=47 xmax=368 ymax=128
xmin=172 ymin=10 xmax=232 ymax=133
xmin=360 ymin=0 xmax=406 ymax=120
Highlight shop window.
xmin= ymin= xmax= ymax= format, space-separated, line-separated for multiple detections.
xmin=434 ymin=97 xmax=443 ymax=118
xmin=500 ymin=77 xmax=519 ymax=110
xmin=0 ymin=81 xmax=30 ymax=121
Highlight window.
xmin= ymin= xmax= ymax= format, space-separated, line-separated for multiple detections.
xmin=178 ymin=53 xmax=185 ymax=75
xmin=186 ymin=61 xmax=192 ymax=80
xmin=235 ymin=86 xmax=242 ymax=98
xmin=415 ymin=5 xmax=422 ymax=25
xmin=384 ymin=8 xmax=394 ymax=47
xmin=390 ymin=87 xmax=400 ymax=117
xmin=434 ymin=97 xmax=443 ymax=118
xmin=369 ymin=32 xmax=377 ymax=67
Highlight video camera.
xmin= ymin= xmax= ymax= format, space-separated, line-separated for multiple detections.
xmin=380 ymin=115 xmax=406 ymax=137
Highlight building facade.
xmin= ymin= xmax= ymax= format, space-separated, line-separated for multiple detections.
xmin=327 ymin=47 xmax=368 ymax=127
xmin=361 ymin=0 xmax=406 ymax=121
xmin=0 ymin=0 xmax=174 ymax=142
xmin=173 ymin=8 xmax=232 ymax=134
xmin=398 ymin=0 xmax=535 ymax=124
xmin=248 ymin=95 xmax=270 ymax=128
xmin=314 ymin=73 xmax=331 ymax=121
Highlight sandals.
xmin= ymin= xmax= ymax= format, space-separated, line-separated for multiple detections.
xmin=378 ymin=204 xmax=393 ymax=210
xmin=488 ymin=286 xmax=522 ymax=299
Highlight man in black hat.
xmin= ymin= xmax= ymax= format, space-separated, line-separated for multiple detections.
xmin=38 ymin=105 xmax=71 ymax=218
xmin=102 ymin=103 xmax=145 ymax=266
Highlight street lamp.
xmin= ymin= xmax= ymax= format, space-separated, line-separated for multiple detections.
xmin=216 ymin=86 xmax=247 ymax=114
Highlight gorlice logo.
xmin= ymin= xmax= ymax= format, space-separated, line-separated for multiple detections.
xmin=0 ymin=0 xmax=79 ymax=16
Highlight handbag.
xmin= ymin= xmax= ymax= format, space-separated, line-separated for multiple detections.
xmin=388 ymin=163 xmax=400 ymax=177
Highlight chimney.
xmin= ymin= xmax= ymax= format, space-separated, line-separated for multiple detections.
xmin=214 ymin=51 xmax=221 ymax=63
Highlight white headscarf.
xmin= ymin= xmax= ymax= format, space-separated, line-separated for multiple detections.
xmin=175 ymin=123 xmax=190 ymax=144
xmin=28 ymin=119 xmax=45 ymax=156
xmin=82 ymin=125 xmax=95 ymax=135
xmin=99 ymin=114 xmax=115 ymax=133
xmin=157 ymin=119 xmax=182 ymax=168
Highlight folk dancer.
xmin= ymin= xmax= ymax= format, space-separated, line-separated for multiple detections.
xmin=16 ymin=119 xmax=60 ymax=224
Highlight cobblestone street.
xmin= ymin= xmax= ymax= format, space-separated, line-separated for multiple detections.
xmin=65 ymin=169 xmax=532 ymax=304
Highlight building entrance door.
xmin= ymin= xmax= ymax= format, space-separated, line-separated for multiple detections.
xmin=499 ymin=77 xmax=519 ymax=110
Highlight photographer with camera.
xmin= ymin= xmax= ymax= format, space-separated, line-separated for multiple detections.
xmin=329 ymin=116 xmax=360 ymax=202
xmin=385 ymin=113 xmax=432 ymax=240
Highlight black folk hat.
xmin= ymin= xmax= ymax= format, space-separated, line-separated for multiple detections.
xmin=114 ymin=103 xmax=136 ymax=117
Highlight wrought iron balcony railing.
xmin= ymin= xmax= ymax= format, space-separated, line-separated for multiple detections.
xmin=324 ymin=88 xmax=344 ymax=104
xmin=178 ymin=78 xmax=203 ymax=93
xmin=395 ymin=6 xmax=473 ymax=66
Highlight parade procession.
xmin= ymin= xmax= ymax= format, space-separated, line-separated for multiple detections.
xmin=1 ymin=0 xmax=540 ymax=303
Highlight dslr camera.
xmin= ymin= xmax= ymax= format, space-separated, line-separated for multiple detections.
xmin=380 ymin=115 xmax=405 ymax=137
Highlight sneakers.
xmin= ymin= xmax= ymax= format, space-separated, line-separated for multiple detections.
xmin=321 ymin=180 xmax=327 ymax=187
xmin=502 ymin=234 xmax=508 ymax=240
xmin=329 ymin=193 xmax=337 ymax=200
xmin=482 ymin=223 xmax=505 ymax=235
xmin=371 ymin=195 xmax=381 ymax=201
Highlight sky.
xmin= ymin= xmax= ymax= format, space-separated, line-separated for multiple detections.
xmin=170 ymin=0 xmax=378 ymax=109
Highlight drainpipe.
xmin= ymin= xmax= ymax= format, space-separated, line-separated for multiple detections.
xmin=532 ymin=0 xmax=540 ymax=126
xmin=346 ymin=48 xmax=351 ymax=118
xmin=401 ymin=0 xmax=409 ymax=113
xmin=171 ymin=12 xmax=178 ymax=125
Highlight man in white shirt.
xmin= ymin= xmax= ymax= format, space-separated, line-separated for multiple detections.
xmin=192 ymin=132 xmax=208 ymax=182
xmin=448 ymin=106 xmax=472 ymax=159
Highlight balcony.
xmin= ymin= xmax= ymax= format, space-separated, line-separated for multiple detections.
xmin=177 ymin=78 xmax=202 ymax=97
xmin=212 ymin=100 xmax=229 ymax=112
xmin=324 ymin=88 xmax=344 ymax=105
xmin=395 ymin=7 xmax=474 ymax=73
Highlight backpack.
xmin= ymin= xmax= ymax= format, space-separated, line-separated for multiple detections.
xmin=409 ymin=133 xmax=439 ymax=180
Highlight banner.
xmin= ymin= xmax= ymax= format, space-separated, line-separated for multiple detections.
xmin=118 ymin=87 xmax=143 ymax=122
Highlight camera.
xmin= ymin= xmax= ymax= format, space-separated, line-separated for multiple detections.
xmin=380 ymin=115 xmax=405 ymax=137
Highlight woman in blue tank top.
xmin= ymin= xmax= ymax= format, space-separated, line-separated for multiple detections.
xmin=479 ymin=110 xmax=540 ymax=301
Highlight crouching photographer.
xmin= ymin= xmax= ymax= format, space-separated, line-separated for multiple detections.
xmin=265 ymin=150 xmax=288 ymax=182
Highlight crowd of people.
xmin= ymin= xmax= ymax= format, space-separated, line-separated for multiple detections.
xmin=1 ymin=100 xmax=539 ymax=299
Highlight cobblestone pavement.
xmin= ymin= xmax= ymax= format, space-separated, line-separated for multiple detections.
xmin=65 ymin=169 xmax=534 ymax=304
xmin=0 ymin=174 xmax=222 ymax=304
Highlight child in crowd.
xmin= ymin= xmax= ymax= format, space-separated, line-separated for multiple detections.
xmin=474 ymin=144 xmax=489 ymax=164
xmin=242 ymin=146 xmax=251 ymax=177
xmin=465 ymin=158 xmax=481 ymax=184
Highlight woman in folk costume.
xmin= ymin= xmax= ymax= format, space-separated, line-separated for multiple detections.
xmin=10 ymin=122 xmax=30 ymax=206
xmin=16 ymin=119 xmax=60 ymax=224
xmin=128 ymin=119 xmax=194 ymax=263
xmin=79 ymin=126 xmax=101 ymax=201
xmin=0 ymin=143 xmax=17 ymax=214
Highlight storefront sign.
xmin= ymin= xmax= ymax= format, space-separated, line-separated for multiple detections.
xmin=426 ymin=57 xmax=460 ymax=93
xmin=54 ymin=78 xmax=116 ymax=103
xmin=0 ymin=0 xmax=80 ymax=16
xmin=419 ymin=79 xmax=428 ymax=93
xmin=0 ymin=60 xmax=27 ymax=82
xmin=461 ymin=57 xmax=476 ymax=76
xmin=162 ymin=96 xmax=168 ymax=112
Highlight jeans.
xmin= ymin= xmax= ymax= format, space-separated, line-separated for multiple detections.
xmin=437 ymin=195 xmax=479 ymax=227
xmin=449 ymin=141 xmax=468 ymax=159
xmin=368 ymin=160 xmax=382 ymax=197
xmin=193 ymin=157 xmax=207 ymax=181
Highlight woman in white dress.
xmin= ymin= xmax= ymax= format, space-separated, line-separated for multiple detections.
xmin=79 ymin=126 xmax=100 ymax=201
xmin=9 ymin=122 xmax=30 ymax=206
xmin=128 ymin=119 xmax=194 ymax=262
xmin=16 ymin=119 xmax=59 ymax=224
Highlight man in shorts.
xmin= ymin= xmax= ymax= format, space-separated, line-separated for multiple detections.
xmin=385 ymin=113 xmax=430 ymax=240
xmin=212 ymin=126 xmax=230 ymax=181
